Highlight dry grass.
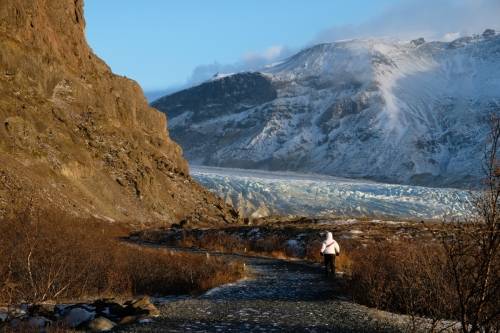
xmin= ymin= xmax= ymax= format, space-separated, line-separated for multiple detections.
xmin=177 ymin=231 xmax=291 ymax=259
xmin=170 ymin=229 xmax=357 ymax=274
xmin=0 ymin=209 xmax=244 ymax=305
xmin=139 ymin=222 xmax=499 ymax=331
xmin=349 ymin=241 xmax=456 ymax=320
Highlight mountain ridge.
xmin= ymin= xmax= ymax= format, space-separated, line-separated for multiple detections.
xmin=153 ymin=31 xmax=500 ymax=188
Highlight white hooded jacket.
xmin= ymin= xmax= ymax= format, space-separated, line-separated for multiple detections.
xmin=321 ymin=232 xmax=340 ymax=255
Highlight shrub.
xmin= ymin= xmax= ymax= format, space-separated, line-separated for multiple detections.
xmin=0 ymin=210 xmax=244 ymax=305
xmin=350 ymin=241 xmax=456 ymax=319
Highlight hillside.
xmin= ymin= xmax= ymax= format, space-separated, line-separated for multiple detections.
xmin=0 ymin=0 xmax=238 ymax=224
xmin=153 ymin=31 xmax=500 ymax=187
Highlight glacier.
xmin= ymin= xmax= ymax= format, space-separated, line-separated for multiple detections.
xmin=191 ymin=166 xmax=473 ymax=220
xmin=154 ymin=31 xmax=500 ymax=188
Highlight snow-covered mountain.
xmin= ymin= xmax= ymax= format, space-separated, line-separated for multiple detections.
xmin=153 ymin=30 xmax=500 ymax=188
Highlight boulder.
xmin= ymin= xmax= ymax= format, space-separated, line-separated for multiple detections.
xmin=27 ymin=316 xmax=50 ymax=329
xmin=125 ymin=296 xmax=160 ymax=317
xmin=87 ymin=317 xmax=116 ymax=332
xmin=28 ymin=303 xmax=56 ymax=320
xmin=483 ymin=29 xmax=496 ymax=38
xmin=119 ymin=315 xmax=141 ymax=325
xmin=92 ymin=299 xmax=131 ymax=319
xmin=64 ymin=307 xmax=95 ymax=327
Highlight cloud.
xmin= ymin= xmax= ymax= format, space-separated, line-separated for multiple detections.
xmin=186 ymin=45 xmax=293 ymax=86
xmin=243 ymin=45 xmax=286 ymax=62
xmin=314 ymin=0 xmax=500 ymax=43
xmin=174 ymin=0 xmax=500 ymax=92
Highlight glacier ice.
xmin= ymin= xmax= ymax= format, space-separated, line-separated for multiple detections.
xmin=192 ymin=166 xmax=473 ymax=220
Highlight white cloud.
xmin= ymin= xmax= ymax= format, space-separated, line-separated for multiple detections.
xmin=172 ymin=0 xmax=500 ymax=92
xmin=442 ymin=32 xmax=462 ymax=42
xmin=244 ymin=45 xmax=286 ymax=62
xmin=313 ymin=0 xmax=500 ymax=43
xmin=187 ymin=45 xmax=292 ymax=86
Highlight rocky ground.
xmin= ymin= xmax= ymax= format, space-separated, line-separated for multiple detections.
xmin=0 ymin=245 xmax=446 ymax=332
xmin=117 ymin=249 xmax=409 ymax=333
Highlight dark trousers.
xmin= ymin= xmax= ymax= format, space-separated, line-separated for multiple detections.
xmin=324 ymin=254 xmax=336 ymax=276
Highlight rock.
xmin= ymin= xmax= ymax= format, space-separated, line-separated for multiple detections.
xmin=119 ymin=315 xmax=141 ymax=325
xmin=6 ymin=306 xmax=27 ymax=319
xmin=28 ymin=303 xmax=56 ymax=320
xmin=410 ymin=37 xmax=426 ymax=46
xmin=0 ymin=310 xmax=7 ymax=322
xmin=87 ymin=317 xmax=116 ymax=332
xmin=64 ymin=307 xmax=95 ymax=327
xmin=54 ymin=304 xmax=74 ymax=315
xmin=0 ymin=0 xmax=238 ymax=226
xmin=28 ymin=316 xmax=50 ymax=329
xmin=126 ymin=296 xmax=160 ymax=317
xmin=92 ymin=299 xmax=130 ymax=319
xmin=483 ymin=29 xmax=496 ymax=38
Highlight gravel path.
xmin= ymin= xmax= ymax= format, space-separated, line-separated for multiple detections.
xmin=118 ymin=249 xmax=407 ymax=333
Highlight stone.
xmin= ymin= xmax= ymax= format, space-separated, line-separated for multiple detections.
xmin=92 ymin=299 xmax=130 ymax=319
xmin=28 ymin=316 xmax=50 ymax=329
xmin=64 ymin=307 xmax=95 ymax=327
xmin=0 ymin=0 xmax=239 ymax=226
xmin=87 ymin=317 xmax=116 ymax=332
xmin=28 ymin=303 xmax=56 ymax=319
xmin=126 ymin=296 xmax=160 ymax=317
xmin=119 ymin=315 xmax=141 ymax=325
xmin=483 ymin=29 xmax=496 ymax=38
xmin=410 ymin=37 xmax=426 ymax=46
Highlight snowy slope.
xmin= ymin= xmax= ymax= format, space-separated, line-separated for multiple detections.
xmin=154 ymin=31 xmax=500 ymax=187
xmin=192 ymin=166 xmax=472 ymax=219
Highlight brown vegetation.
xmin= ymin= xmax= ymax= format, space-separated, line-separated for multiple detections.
xmin=350 ymin=116 xmax=500 ymax=333
xmin=349 ymin=242 xmax=456 ymax=330
xmin=0 ymin=0 xmax=239 ymax=225
xmin=0 ymin=208 xmax=244 ymax=305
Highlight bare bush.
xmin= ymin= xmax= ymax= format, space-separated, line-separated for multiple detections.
xmin=349 ymin=116 xmax=500 ymax=332
xmin=350 ymin=241 xmax=457 ymax=331
xmin=436 ymin=115 xmax=500 ymax=333
xmin=0 ymin=209 xmax=244 ymax=305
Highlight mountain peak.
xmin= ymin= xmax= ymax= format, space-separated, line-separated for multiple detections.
xmin=153 ymin=33 xmax=499 ymax=188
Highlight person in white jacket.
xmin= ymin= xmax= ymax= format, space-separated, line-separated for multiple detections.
xmin=320 ymin=232 xmax=340 ymax=277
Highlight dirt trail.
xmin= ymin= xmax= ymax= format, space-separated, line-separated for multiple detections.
xmin=118 ymin=246 xmax=407 ymax=333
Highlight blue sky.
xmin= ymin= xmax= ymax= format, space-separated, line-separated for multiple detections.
xmin=85 ymin=0 xmax=500 ymax=92
xmin=84 ymin=1 xmax=397 ymax=91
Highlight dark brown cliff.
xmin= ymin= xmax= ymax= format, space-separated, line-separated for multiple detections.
xmin=0 ymin=0 xmax=238 ymax=224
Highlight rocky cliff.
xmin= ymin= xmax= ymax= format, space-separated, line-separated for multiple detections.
xmin=0 ymin=0 xmax=238 ymax=224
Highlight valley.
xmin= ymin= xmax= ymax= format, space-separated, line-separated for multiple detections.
xmin=0 ymin=0 xmax=498 ymax=332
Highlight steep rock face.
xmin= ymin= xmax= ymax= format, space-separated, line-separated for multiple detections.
xmin=0 ymin=0 xmax=238 ymax=224
xmin=154 ymin=34 xmax=500 ymax=188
